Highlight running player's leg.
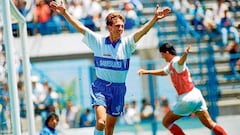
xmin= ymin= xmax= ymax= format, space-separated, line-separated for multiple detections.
xmin=195 ymin=110 xmax=228 ymax=135
xmin=105 ymin=114 xmax=118 ymax=135
xmin=162 ymin=111 xmax=185 ymax=135
xmin=94 ymin=105 xmax=107 ymax=135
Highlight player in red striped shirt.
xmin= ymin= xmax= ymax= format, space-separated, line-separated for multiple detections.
xmin=138 ymin=43 xmax=227 ymax=135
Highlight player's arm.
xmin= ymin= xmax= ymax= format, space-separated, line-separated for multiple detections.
xmin=178 ymin=45 xmax=191 ymax=65
xmin=133 ymin=5 xmax=171 ymax=42
xmin=137 ymin=68 xmax=166 ymax=76
xmin=49 ymin=1 xmax=86 ymax=34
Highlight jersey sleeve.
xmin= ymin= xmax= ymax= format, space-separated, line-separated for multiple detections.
xmin=172 ymin=57 xmax=186 ymax=73
xmin=163 ymin=63 xmax=170 ymax=74
xmin=82 ymin=29 xmax=102 ymax=52
xmin=126 ymin=33 xmax=137 ymax=53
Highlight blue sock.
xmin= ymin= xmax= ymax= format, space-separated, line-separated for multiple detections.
xmin=94 ymin=128 xmax=103 ymax=135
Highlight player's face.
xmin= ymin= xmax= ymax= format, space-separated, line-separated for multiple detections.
xmin=47 ymin=117 xmax=59 ymax=129
xmin=108 ymin=18 xmax=124 ymax=38
xmin=160 ymin=52 xmax=170 ymax=62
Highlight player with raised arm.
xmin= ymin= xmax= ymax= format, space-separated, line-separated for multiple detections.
xmin=49 ymin=1 xmax=171 ymax=135
xmin=138 ymin=43 xmax=228 ymax=135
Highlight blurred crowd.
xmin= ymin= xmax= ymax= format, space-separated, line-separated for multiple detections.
xmin=11 ymin=0 xmax=144 ymax=36
xmin=174 ymin=0 xmax=240 ymax=77
xmin=10 ymin=0 xmax=240 ymax=76
xmin=122 ymin=97 xmax=170 ymax=126
xmin=0 ymin=71 xmax=97 ymax=131
xmin=0 ymin=26 xmax=97 ymax=131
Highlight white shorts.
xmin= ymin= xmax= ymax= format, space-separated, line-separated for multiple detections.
xmin=173 ymin=88 xmax=208 ymax=116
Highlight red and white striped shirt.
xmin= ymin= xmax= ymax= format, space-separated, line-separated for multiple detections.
xmin=164 ymin=56 xmax=194 ymax=95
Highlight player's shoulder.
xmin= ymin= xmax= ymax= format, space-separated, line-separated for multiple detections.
xmin=172 ymin=56 xmax=180 ymax=62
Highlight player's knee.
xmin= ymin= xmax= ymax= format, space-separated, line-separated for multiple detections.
xmin=162 ymin=121 xmax=168 ymax=128
xmin=162 ymin=118 xmax=171 ymax=128
xmin=96 ymin=119 xmax=106 ymax=129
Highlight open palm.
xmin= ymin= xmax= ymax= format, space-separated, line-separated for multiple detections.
xmin=49 ymin=1 xmax=65 ymax=14
xmin=155 ymin=5 xmax=171 ymax=20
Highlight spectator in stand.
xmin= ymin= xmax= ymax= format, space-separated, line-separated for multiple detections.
xmin=212 ymin=0 xmax=228 ymax=29
xmin=39 ymin=112 xmax=59 ymax=135
xmin=68 ymin=0 xmax=84 ymax=20
xmin=225 ymin=41 xmax=240 ymax=77
xmin=123 ymin=100 xmax=142 ymax=134
xmin=80 ymin=0 xmax=91 ymax=18
xmin=17 ymin=81 xmax=26 ymax=118
xmin=154 ymin=96 xmax=170 ymax=121
xmin=140 ymin=98 xmax=153 ymax=122
xmin=85 ymin=0 xmax=102 ymax=31
xmin=60 ymin=100 xmax=80 ymax=128
xmin=17 ymin=59 xmax=24 ymax=82
xmin=0 ymin=82 xmax=9 ymax=130
xmin=100 ymin=0 xmax=115 ymax=32
xmin=89 ymin=0 xmax=103 ymax=14
xmin=31 ymin=76 xmax=44 ymax=115
xmin=130 ymin=100 xmax=141 ymax=124
xmin=67 ymin=0 xmax=85 ymax=32
xmin=18 ymin=80 xmax=29 ymax=131
xmin=121 ymin=1 xmax=138 ymax=30
xmin=153 ymin=99 xmax=162 ymax=121
xmin=49 ymin=10 xmax=63 ymax=34
xmin=220 ymin=9 xmax=239 ymax=49
xmin=130 ymin=0 xmax=143 ymax=15
xmin=123 ymin=100 xmax=141 ymax=125
xmin=13 ymin=0 xmax=35 ymax=35
xmin=79 ymin=108 xmax=95 ymax=127
xmin=38 ymin=81 xmax=55 ymax=127
xmin=130 ymin=0 xmax=144 ymax=25
xmin=203 ymin=7 xmax=217 ymax=32
xmin=159 ymin=96 xmax=170 ymax=116
xmin=189 ymin=0 xmax=206 ymax=34
xmin=225 ymin=0 xmax=239 ymax=14
xmin=33 ymin=0 xmax=51 ymax=35
xmin=123 ymin=102 xmax=130 ymax=123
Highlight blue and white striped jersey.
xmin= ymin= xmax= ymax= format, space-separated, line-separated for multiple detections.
xmin=83 ymin=29 xmax=137 ymax=83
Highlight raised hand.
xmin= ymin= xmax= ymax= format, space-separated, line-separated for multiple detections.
xmin=185 ymin=45 xmax=191 ymax=54
xmin=178 ymin=45 xmax=191 ymax=65
xmin=49 ymin=1 xmax=66 ymax=15
xmin=155 ymin=5 xmax=171 ymax=20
